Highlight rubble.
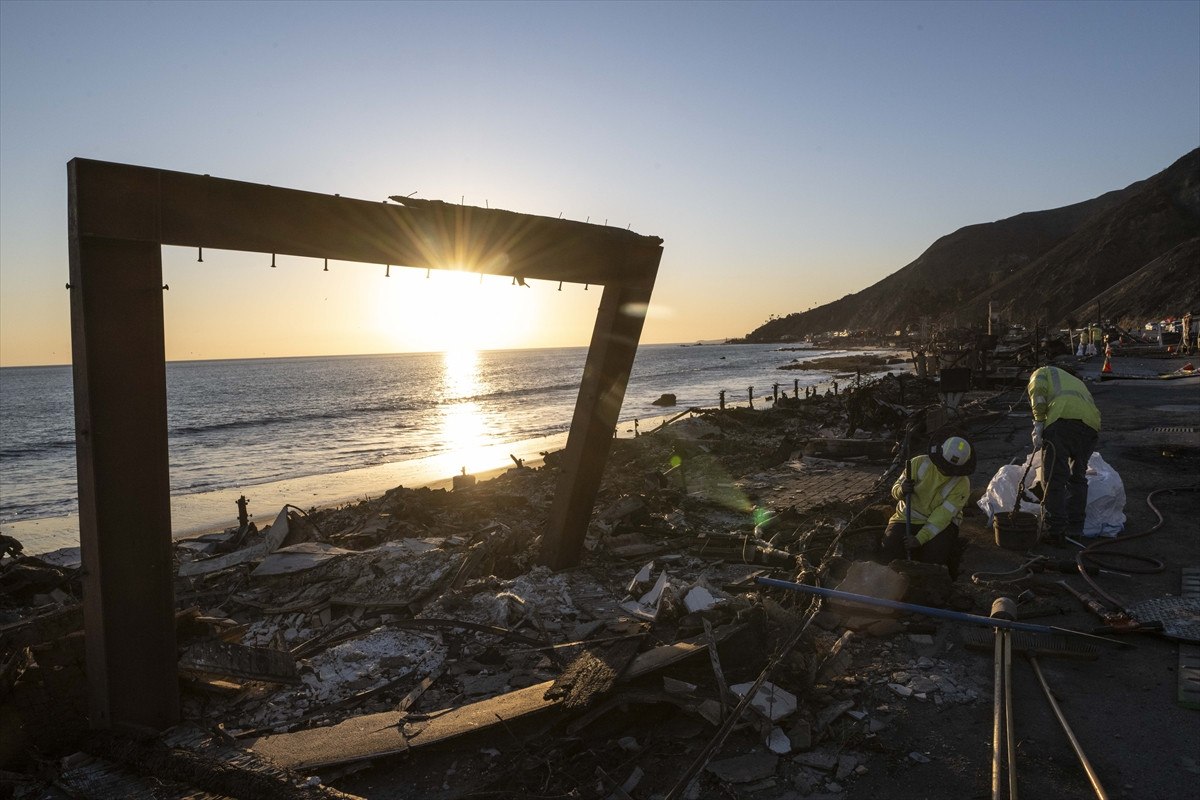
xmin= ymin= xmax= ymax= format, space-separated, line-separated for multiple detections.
xmin=8 ymin=361 xmax=1183 ymax=800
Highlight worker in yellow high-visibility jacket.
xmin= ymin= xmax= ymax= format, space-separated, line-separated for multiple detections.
xmin=1028 ymin=365 xmax=1101 ymax=544
xmin=879 ymin=436 xmax=975 ymax=573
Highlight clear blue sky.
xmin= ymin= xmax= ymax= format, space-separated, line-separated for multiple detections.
xmin=1 ymin=0 xmax=1197 ymax=364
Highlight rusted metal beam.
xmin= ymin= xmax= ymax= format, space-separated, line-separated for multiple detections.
xmin=70 ymin=158 xmax=662 ymax=288
xmin=540 ymin=282 xmax=658 ymax=570
xmin=69 ymin=160 xmax=178 ymax=730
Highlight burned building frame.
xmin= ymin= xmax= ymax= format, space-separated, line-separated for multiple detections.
xmin=66 ymin=158 xmax=663 ymax=729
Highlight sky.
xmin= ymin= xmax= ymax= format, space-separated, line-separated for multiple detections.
xmin=0 ymin=0 xmax=1197 ymax=366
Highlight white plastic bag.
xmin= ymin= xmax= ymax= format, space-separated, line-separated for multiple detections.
xmin=976 ymin=451 xmax=1125 ymax=537
xmin=977 ymin=456 xmax=1043 ymax=522
xmin=1079 ymin=452 xmax=1125 ymax=537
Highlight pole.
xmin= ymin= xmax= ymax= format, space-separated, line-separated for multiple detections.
xmin=992 ymin=626 xmax=1003 ymax=800
xmin=1004 ymin=630 xmax=1017 ymax=799
xmin=1028 ymin=656 xmax=1111 ymax=800
xmin=754 ymin=578 xmax=1130 ymax=646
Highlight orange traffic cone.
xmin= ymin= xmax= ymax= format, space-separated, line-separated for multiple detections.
xmin=1101 ymin=351 xmax=1114 ymax=378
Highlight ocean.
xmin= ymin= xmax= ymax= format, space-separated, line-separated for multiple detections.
xmin=0 ymin=343 xmax=888 ymax=551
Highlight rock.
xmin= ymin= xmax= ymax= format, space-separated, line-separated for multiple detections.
xmin=843 ymin=615 xmax=877 ymax=631
xmin=706 ymin=753 xmax=779 ymax=783
xmin=907 ymin=676 xmax=938 ymax=694
xmin=909 ymin=752 xmax=931 ymax=763
xmin=793 ymin=750 xmax=838 ymax=772
xmin=891 ymin=560 xmax=953 ymax=607
xmin=651 ymin=393 xmax=678 ymax=407
xmin=812 ymin=610 xmax=842 ymax=630
xmin=830 ymin=561 xmax=909 ymax=617
xmin=825 ymin=781 xmax=844 ymax=793
xmin=698 ymin=699 xmax=723 ymax=726
xmin=793 ymin=767 xmax=821 ymax=793
xmin=888 ymin=683 xmax=913 ymax=698
xmin=817 ymin=649 xmax=854 ymax=682
xmin=867 ymin=619 xmax=904 ymax=637
xmin=908 ymin=634 xmax=934 ymax=646
xmin=617 ymin=736 xmax=639 ymax=752
xmin=663 ymin=676 xmax=697 ymax=695
xmin=814 ymin=699 xmax=854 ymax=732
xmin=767 ymin=726 xmax=792 ymax=755
xmin=868 ymin=717 xmax=889 ymax=733
xmin=787 ymin=719 xmax=813 ymax=751
xmin=731 ymin=680 xmax=798 ymax=722
xmin=835 ymin=753 xmax=861 ymax=780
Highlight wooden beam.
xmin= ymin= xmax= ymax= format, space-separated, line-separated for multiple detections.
xmin=540 ymin=281 xmax=657 ymax=570
xmin=65 ymin=157 xmax=663 ymax=726
xmin=69 ymin=159 xmax=662 ymax=288
xmin=69 ymin=160 xmax=178 ymax=729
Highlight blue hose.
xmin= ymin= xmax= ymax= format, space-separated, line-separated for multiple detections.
xmin=754 ymin=576 xmax=1129 ymax=647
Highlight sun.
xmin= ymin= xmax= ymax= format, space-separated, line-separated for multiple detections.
xmin=372 ymin=268 xmax=540 ymax=353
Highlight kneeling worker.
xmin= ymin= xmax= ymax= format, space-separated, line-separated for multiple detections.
xmin=880 ymin=436 xmax=975 ymax=568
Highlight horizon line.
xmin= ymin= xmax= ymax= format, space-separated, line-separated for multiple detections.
xmin=0 ymin=337 xmax=742 ymax=370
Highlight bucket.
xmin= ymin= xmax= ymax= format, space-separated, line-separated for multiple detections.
xmin=994 ymin=511 xmax=1039 ymax=550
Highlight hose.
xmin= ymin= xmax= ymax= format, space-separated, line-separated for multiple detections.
xmin=1073 ymin=484 xmax=1199 ymax=610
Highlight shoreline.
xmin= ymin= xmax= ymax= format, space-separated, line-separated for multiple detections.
xmin=2 ymin=406 xmax=705 ymax=555
xmin=2 ymin=353 xmax=910 ymax=556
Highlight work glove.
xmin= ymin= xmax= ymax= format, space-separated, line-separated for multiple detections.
xmin=903 ymin=532 xmax=920 ymax=551
xmin=1031 ymin=422 xmax=1044 ymax=451
xmin=901 ymin=478 xmax=915 ymax=497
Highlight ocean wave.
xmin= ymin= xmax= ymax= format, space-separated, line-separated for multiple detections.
xmin=0 ymin=440 xmax=76 ymax=458
xmin=439 ymin=380 xmax=581 ymax=405
xmin=169 ymin=401 xmax=419 ymax=437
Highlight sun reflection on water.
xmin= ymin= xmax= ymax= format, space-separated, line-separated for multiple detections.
xmin=438 ymin=348 xmax=492 ymax=472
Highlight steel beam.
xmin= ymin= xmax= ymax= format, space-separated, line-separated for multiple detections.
xmin=540 ymin=281 xmax=657 ymax=570
xmin=69 ymin=160 xmax=178 ymax=729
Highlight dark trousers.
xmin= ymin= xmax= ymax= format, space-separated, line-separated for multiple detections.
xmin=1041 ymin=419 xmax=1098 ymax=534
xmin=879 ymin=520 xmax=960 ymax=569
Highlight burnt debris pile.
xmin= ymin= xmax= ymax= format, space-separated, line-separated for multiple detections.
xmin=1 ymin=372 xmax=1040 ymax=799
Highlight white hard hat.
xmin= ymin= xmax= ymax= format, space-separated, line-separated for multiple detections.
xmin=941 ymin=436 xmax=972 ymax=466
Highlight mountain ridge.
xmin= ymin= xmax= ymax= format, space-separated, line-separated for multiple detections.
xmin=745 ymin=149 xmax=1199 ymax=340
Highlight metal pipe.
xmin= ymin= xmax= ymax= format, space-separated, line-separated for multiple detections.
xmin=1004 ymin=631 xmax=1018 ymax=799
xmin=754 ymin=578 xmax=1130 ymax=646
xmin=992 ymin=629 xmax=1003 ymax=800
xmin=1028 ymin=656 xmax=1110 ymax=800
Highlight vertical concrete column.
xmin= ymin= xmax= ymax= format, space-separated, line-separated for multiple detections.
xmin=69 ymin=188 xmax=178 ymax=727
xmin=540 ymin=283 xmax=653 ymax=570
